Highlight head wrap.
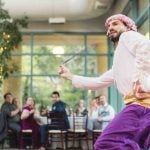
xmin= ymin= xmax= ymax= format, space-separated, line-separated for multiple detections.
xmin=105 ymin=14 xmax=137 ymax=32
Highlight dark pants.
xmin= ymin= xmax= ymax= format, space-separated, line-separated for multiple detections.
xmin=40 ymin=124 xmax=48 ymax=146
xmin=8 ymin=122 xmax=21 ymax=148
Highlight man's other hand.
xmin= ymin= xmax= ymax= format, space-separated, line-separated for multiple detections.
xmin=133 ymin=80 xmax=150 ymax=100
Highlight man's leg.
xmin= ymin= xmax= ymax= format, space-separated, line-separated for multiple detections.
xmin=93 ymin=120 xmax=102 ymax=130
xmin=137 ymin=108 xmax=150 ymax=149
xmin=40 ymin=124 xmax=48 ymax=146
xmin=94 ymin=104 xmax=150 ymax=150
xmin=8 ymin=122 xmax=21 ymax=148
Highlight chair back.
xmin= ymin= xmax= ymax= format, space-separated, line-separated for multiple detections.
xmin=73 ymin=114 xmax=88 ymax=131
xmin=47 ymin=111 xmax=66 ymax=130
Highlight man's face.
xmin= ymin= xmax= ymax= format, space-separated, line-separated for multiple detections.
xmin=5 ymin=94 xmax=13 ymax=103
xmin=107 ymin=20 xmax=128 ymax=42
xmin=100 ymin=96 xmax=107 ymax=105
xmin=79 ymin=100 xmax=84 ymax=107
xmin=52 ymin=94 xmax=59 ymax=103
xmin=96 ymin=98 xmax=101 ymax=106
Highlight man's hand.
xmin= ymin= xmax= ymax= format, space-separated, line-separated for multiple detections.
xmin=16 ymin=104 xmax=22 ymax=112
xmin=133 ymin=80 xmax=150 ymax=100
xmin=59 ymin=65 xmax=73 ymax=80
xmin=41 ymin=109 xmax=48 ymax=116
xmin=96 ymin=117 xmax=102 ymax=122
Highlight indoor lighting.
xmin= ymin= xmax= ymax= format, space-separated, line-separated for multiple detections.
xmin=48 ymin=17 xmax=66 ymax=24
xmin=52 ymin=46 xmax=65 ymax=55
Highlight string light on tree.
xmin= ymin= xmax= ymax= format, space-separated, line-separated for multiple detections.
xmin=0 ymin=0 xmax=28 ymax=84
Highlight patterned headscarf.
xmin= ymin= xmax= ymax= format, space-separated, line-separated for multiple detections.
xmin=105 ymin=14 xmax=137 ymax=32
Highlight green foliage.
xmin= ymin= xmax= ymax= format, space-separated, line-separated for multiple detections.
xmin=0 ymin=7 xmax=28 ymax=84
xmin=29 ymin=45 xmax=85 ymax=109
xmin=22 ymin=77 xmax=30 ymax=104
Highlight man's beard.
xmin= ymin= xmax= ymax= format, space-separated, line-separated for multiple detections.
xmin=109 ymin=31 xmax=122 ymax=43
xmin=110 ymin=35 xmax=120 ymax=43
xmin=108 ymin=29 xmax=126 ymax=43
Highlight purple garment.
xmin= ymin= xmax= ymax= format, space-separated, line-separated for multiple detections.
xmin=94 ymin=104 xmax=150 ymax=150
xmin=21 ymin=106 xmax=40 ymax=148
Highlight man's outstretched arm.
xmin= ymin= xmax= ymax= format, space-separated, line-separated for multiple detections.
xmin=59 ymin=65 xmax=115 ymax=90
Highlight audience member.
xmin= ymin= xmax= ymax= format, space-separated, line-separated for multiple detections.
xmin=94 ymin=95 xmax=115 ymax=130
xmin=20 ymin=97 xmax=40 ymax=149
xmin=39 ymin=91 xmax=70 ymax=150
xmin=1 ymin=92 xmax=21 ymax=148
xmin=51 ymin=91 xmax=70 ymax=129
xmin=95 ymin=96 xmax=101 ymax=108
xmin=33 ymin=105 xmax=47 ymax=125
xmin=75 ymin=99 xmax=88 ymax=117
xmin=40 ymin=105 xmax=48 ymax=116
xmin=88 ymin=98 xmax=99 ymax=119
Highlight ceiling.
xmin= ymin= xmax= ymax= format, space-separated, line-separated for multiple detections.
xmin=2 ymin=0 xmax=114 ymax=22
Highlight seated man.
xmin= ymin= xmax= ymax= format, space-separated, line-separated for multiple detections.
xmin=93 ymin=95 xmax=115 ymax=130
xmin=39 ymin=91 xmax=69 ymax=150
xmin=1 ymin=92 xmax=21 ymax=148
xmin=51 ymin=91 xmax=70 ymax=129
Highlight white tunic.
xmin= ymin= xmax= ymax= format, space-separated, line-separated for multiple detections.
xmin=72 ymin=31 xmax=150 ymax=96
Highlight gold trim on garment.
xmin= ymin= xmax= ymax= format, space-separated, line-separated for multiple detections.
xmin=124 ymin=93 xmax=150 ymax=108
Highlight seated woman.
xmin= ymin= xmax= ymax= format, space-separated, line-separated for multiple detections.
xmin=75 ymin=99 xmax=88 ymax=117
xmin=87 ymin=98 xmax=101 ymax=131
xmin=88 ymin=98 xmax=99 ymax=120
xmin=20 ymin=97 xmax=40 ymax=149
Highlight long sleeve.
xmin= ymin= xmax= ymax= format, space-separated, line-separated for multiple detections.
xmin=72 ymin=69 xmax=114 ymax=90
xmin=1 ymin=104 xmax=11 ymax=116
xmin=120 ymin=31 xmax=150 ymax=92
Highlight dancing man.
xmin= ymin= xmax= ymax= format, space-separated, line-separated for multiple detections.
xmin=59 ymin=14 xmax=150 ymax=150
